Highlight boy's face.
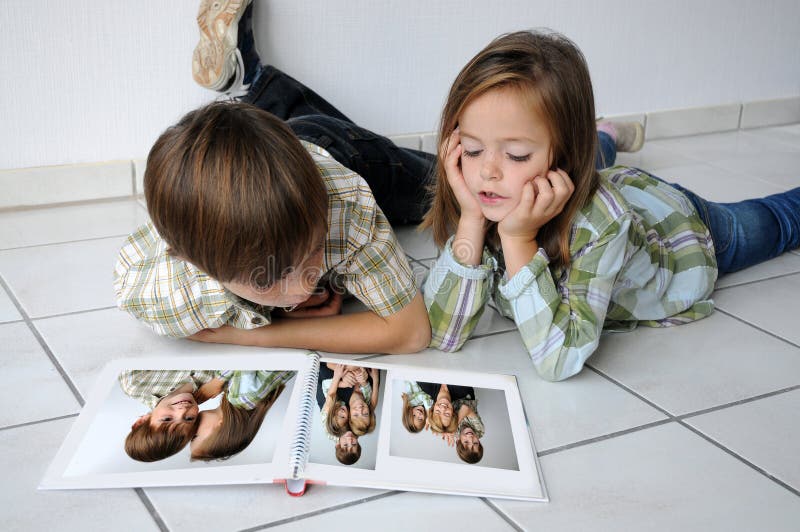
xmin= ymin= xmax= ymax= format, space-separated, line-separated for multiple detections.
xmin=338 ymin=431 xmax=358 ymax=450
xmin=148 ymin=390 xmax=199 ymax=429
xmin=222 ymin=244 xmax=325 ymax=308
xmin=459 ymin=427 xmax=480 ymax=451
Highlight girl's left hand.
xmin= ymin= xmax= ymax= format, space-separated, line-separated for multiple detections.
xmin=498 ymin=169 xmax=575 ymax=242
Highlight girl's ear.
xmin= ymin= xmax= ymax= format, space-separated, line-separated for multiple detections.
xmin=132 ymin=414 xmax=150 ymax=430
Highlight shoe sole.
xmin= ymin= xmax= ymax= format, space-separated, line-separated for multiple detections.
xmin=192 ymin=0 xmax=251 ymax=90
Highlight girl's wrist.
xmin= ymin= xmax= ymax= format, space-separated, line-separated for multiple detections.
xmin=501 ymin=236 xmax=539 ymax=278
xmin=453 ymin=216 xmax=486 ymax=265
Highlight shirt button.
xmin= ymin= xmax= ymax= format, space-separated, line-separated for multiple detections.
xmin=251 ymin=316 xmax=263 ymax=325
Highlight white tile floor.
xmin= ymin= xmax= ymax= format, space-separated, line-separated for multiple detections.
xmin=2 ymin=126 xmax=800 ymax=531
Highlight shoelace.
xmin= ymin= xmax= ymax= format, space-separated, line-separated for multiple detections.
xmin=216 ymin=49 xmax=250 ymax=101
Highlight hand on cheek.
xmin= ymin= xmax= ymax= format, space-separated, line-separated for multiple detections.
xmin=498 ymin=169 xmax=575 ymax=242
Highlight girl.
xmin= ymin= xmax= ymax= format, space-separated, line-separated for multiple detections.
xmin=316 ymin=363 xmax=352 ymax=442
xmin=190 ymin=370 xmax=293 ymax=461
xmin=400 ymin=380 xmax=433 ymax=433
xmin=422 ymin=30 xmax=800 ymax=381
xmin=346 ymin=366 xmax=380 ymax=437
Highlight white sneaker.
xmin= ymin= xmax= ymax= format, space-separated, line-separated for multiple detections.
xmin=192 ymin=0 xmax=252 ymax=91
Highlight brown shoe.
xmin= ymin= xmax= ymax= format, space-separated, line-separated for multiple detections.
xmin=192 ymin=0 xmax=251 ymax=91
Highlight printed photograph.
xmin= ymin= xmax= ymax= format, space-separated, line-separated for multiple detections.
xmin=389 ymin=380 xmax=519 ymax=470
xmin=308 ymin=362 xmax=385 ymax=470
xmin=62 ymin=369 xmax=296 ymax=476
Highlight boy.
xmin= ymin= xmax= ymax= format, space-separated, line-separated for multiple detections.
xmin=114 ymin=0 xmax=432 ymax=354
xmin=120 ymin=369 xmax=227 ymax=462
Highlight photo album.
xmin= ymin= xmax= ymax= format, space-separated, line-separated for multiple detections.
xmin=40 ymin=351 xmax=547 ymax=502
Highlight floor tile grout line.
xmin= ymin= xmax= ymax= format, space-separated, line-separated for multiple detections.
xmin=135 ymin=489 xmax=170 ymax=532
xmin=238 ymin=491 xmax=401 ymax=531
xmin=481 ymin=498 xmax=525 ymax=531
xmin=676 ymin=385 xmax=800 ymax=422
xmin=0 ymin=413 xmax=79 ymax=432
xmin=677 ymin=420 xmax=800 ymax=498
xmin=31 ymin=305 xmax=118 ymax=321
xmin=0 ymin=233 xmax=131 ymax=252
xmin=714 ymin=270 xmax=800 ymax=292
xmin=538 ymin=418 xmax=675 ymax=457
xmin=1 ymin=318 xmax=25 ymax=325
xmin=0 ymin=273 xmax=86 ymax=407
xmin=713 ymin=308 xmax=800 ymax=349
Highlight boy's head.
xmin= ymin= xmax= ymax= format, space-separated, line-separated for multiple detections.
xmin=456 ymin=427 xmax=483 ymax=464
xmin=335 ymin=431 xmax=361 ymax=465
xmin=145 ymin=101 xmax=329 ymax=301
xmin=125 ymin=390 xmax=199 ymax=462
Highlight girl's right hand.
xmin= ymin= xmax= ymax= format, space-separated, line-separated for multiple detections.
xmin=442 ymin=129 xmax=484 ymax=224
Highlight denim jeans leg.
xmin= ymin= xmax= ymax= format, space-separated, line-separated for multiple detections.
xmin=596 ymin=131 xmax=617 ymax=169
xmin=288 ymin=115 xmax=435 ymax=225
xmin=668 ymin=183 xmax=800 ymax=274
xmin=242 ymin=65 xmax=353 ymax=123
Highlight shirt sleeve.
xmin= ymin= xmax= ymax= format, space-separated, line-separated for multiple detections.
xmin=337 ymin=210 xmax=417 ymax=317
xmin=113 ymin=222 xmax=271 ymax=337
xmin=423 ymin=237 xmax=495 ymax=352
xmin=497 ymin=216 xmax=631 ymax=381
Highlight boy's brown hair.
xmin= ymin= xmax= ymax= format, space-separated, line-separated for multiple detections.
xmin=421 ymin=30 xmax=600 ymax=268
xmin=125 ymin=422 xmax=195 ymax=462
xmin=335 ymin=441 xmax=361 ymax=465
xmin=191 ymin=384 xmax=285 ymax=461
xmin=145 ymin=101 xmax=329 ymax=286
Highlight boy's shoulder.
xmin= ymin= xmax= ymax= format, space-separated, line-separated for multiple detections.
xmin=300 ymin=140 xmax=374 ymax=206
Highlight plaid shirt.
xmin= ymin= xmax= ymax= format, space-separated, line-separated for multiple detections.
xmin=113 ymin=141 xmax=416 ymax=337
xmin=425 ymin=166 xmax=718 ymax=382
xmin=400 ymin=380 xmax=433 ymax=410
xmin=118 ymin=370 xmax=225 ymax=409
xmin=219 ymin=370 xmax=295 ymax=410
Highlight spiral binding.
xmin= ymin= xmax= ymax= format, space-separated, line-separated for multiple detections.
xmin=288 ymin=352 xmax=320 ymax=479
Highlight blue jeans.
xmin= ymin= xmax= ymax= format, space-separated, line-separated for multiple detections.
xmin=597 ymin=131 xmax=800 ymax=274
xmin=243 ymin=65 xmax=435 ymax=225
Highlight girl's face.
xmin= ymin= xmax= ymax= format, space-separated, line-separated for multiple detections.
xmin=334 ymin=403 xmax=349 ymax=428
xmin=458 ymin=87 xmax=554 ymax=222
xmin=349 ymin=395 xmax=370 ymax=423
xmin=411 ymin=405 xmax=426 ymax=430
xmin=433 ymin=398 xmax=454 ymax=426
xmin=149 ymin=386 xmax=199 ymax=429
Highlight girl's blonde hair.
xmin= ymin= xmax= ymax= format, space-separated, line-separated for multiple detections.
xmin=427 ymin=406 xmax=459 ymax=434
xmin=191 ymin=384 xmax=285 ymax=461
xmin=421 ymin=30 xmax=600 ymax=268
xmin=350 ymin=407 xmax=376 ymax=436
xmin=401 ymin=394 xmax=426 ymax=433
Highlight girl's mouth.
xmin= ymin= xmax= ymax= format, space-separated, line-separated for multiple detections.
xmin=172 ymin=399 xmax=194 ymax=406
xmin=478 ymin=191 xmax=506 ymax=204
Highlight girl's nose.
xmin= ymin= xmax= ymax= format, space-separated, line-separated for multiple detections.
xmin=479 ymin=151 xmax=500 ymax=181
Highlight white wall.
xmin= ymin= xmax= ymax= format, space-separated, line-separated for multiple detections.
xmin=2 ymin=0 xmax=798 ymax=170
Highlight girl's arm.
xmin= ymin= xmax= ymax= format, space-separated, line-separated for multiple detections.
xmin=369 ymin=368 xmax=380 ymax=411
xmin=498 ymin=217 xmax=631 ymax=381
xmin=423 ymin=239 xmax=494 ymax=352
xmin=321 ymin=366 xmax=345 ymax=414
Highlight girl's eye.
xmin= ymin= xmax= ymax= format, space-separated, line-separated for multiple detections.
xmin=184 ymin=416 xmax=196 ymax=422
xmin=508 ymin=153 xmax=532 ymax=162
xmin=160 ymin=417 xmax=172 ymax=422
xmin=462 ymin=149 xmax=482 ymax=158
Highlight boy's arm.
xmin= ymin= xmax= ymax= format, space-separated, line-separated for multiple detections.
xmin=190 ymin=291 xmax=431 ymax=354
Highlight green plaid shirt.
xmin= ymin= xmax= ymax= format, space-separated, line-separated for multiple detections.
xmin=114 ymin=141 xmax=416 ymax=337
xmin=118 ymin=370 xmax=225 ymax=409
xmin=220 ymin=370 xmax=295 ymax=410
xmin=425 ymin=166 xmax=718 ymax=381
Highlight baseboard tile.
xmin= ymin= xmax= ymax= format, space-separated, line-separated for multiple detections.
xmin=0 ymin=160 xmax=134 ymax=210
xmin=3 ymin=96 xmax=799 ymax=210
xmin=645 ymin=103 xmax=742 ymax=140
xmin=740 ymin=96 xmax=800 ymax=129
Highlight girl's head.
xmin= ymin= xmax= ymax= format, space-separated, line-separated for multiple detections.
xmin=124 ymin=389 xmax=199 ymax=462
xmin=335 ymin=431 xmax=361 ymax=465
xmin=349 ymin=392 xmax=376 ymax=436
xmin=428 ymin=395 xmax=458 ymax=434
xmin=326 ymin=400 xmax=350 ymax=437
xmin=423 ymin=29 xmax=600 ymax=267
xmin=401 ymin=393 xmax=427 ymax=433
xmin=456 ymin=426 xmax=484 ymax=464
xmin=190 ymin=384 xmax=284 ymax=461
